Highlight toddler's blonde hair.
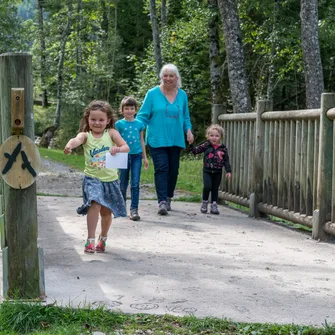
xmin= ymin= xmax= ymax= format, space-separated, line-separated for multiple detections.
xmin=206 ymin=124 xmax=224 ymax=140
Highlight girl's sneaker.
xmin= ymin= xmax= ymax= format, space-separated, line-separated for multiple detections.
xmin=84 ymin=238 xmax=95 ymax=253
xmin=210 ymin=202 xmax=220 ymax=214
xmin=96 ymin=235 xmax=107 ymax=253
xmin=200 ymin=200 xmax=209 ymax=213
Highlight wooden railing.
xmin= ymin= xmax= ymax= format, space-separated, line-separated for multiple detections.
xmin=215 ymin=93 xmax=335 ymax=241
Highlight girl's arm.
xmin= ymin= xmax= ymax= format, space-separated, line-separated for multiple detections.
xmin=190 ymin=141 xmax=208 ymax=155
xmin=64 ymin=132 xmax=87 ymax=154
xmin=140 ymin=131 xmax=149 ymax=170
xmin=109 ymin=129 xmax=130 ymax=155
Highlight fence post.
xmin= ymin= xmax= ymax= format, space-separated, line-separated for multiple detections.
xmin=212 ymin=104 xmax=226 ymax=124
xmin=313 ymin=93 xmax=335 ymax=240
xmin=250 ymin=100 xmax=272 ymax=217
xmin=0 ymin=53 xmax=41 ymax=298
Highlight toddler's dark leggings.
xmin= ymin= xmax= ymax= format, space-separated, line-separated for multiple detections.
xmin=202 ymin=170 xmax=222 ymax=202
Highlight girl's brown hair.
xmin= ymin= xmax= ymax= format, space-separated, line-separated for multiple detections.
xmin=206 ymin=124 xmax=224 ymax=140
xmin=119 ymin=96 xmax=138 ymax=114
xmin=79 ymin=100 xmax=115 ymax=132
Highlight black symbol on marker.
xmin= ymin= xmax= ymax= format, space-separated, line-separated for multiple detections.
xmin=21 ymin=151 xmax=36 ymax=177
xmin=2 ymin=142 xmax=22 ymax=174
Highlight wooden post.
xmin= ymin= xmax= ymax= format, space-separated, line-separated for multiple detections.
xmin=250 ymin=100 xmax=272 ymax=217
xmin=0 ymin=53 xmax=40 ymax=298
xmin=212 ymin=104 xmax=226 ymax=124
xmin=313 ymin=93 xmax=335 ymax=240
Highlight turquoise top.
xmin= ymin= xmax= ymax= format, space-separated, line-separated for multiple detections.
xmin=115 ymin=119 xmax=145 ymax=154
xmin=136 ymin=86 xmax=192 ymax=148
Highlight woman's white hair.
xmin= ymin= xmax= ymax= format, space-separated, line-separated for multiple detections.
xmin=159 ymin=63 xmax=182 ymax=88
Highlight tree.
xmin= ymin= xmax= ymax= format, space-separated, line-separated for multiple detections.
xmin=301 ymin=0 xmax=324 ymax=108
xmin=36 ymin=0 xmax=48 ymax=107
xmin=217 ymin=0 xmax=251 ymax=113
xmin=40 ymin=0 xmax=73 ymax=147
xmin=149 ymin=0 xmax=163 ymax=77
xmin=208 ymin=0 xmax=223 ymax=105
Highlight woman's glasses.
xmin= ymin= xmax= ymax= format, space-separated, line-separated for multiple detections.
xmin=165 ymin=104 xmax=180 ymax=119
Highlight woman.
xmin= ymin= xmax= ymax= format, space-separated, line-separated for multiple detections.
xmin=137 ymin=63 xmax=194 ymax=215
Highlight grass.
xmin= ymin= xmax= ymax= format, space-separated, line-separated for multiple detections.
xmin=38 ymin=147 xmax=204 ymax=195
xmin=0 ymin=301 xmax=334 ymax=335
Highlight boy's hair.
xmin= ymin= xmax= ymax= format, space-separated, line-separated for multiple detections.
xmin=79 ymin=100 xmax=115 ymax=132
xmin=206 ymin=124 xmax=224 ymax=140
xmin=119 ymin=96 xmax=138 ymax=114
xmin=159 ymin=63 xmax=182 ymax=88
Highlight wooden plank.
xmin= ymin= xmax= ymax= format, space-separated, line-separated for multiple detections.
xmin=300 ymin=120 xmax=307 ymax=214
xmin=306 ymin=120 xmax=314 ymax=216
xmin=288 ymin=121 xmax=296 ymax=211
xmin=277 ymin=120 xmax=284 ymax=208
xmin=283 ymin=121 xmax=289 ymax=209
xmin=294 ymin=121 xmax=301 ymax=213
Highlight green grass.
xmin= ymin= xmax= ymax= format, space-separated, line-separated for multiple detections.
xmin=38 ymin=148 xmax=204 ymax=195
xmin=0 ymin=301 xmax=333 ymax=335
xmin=39 ymin=147 xmax=84 ymax=171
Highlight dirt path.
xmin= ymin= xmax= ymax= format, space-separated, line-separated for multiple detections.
xmin=36 ymin=158 xmax=185 ymax=199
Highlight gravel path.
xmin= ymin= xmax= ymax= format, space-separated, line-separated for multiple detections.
xmin=36 ymin=158 xmax=182 ymax=199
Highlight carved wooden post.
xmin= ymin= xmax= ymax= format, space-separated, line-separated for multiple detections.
xmin=0 ymin=53 xmax=42 ymax=298
xmin=313 ymin=93 xmax=335 ymax=240
xmin=250 ymin=100 xmax=272 ymax=217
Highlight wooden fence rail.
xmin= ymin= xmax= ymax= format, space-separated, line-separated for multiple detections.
xmin=216 ymin=93 xmax=335 ymax=241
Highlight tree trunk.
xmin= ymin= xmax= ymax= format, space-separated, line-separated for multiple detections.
xmin=217 ymin=0 xmax=251 ymax=113
xmin=208 ymin=0 xmax=223 ymax=105
xmin=266 ymin=0 xmax=279 ymax=103
xmin=149 ymin=0 xmax=163 ymax=77
xmin=40 ymin=0 xmax=73 ymax=147
xmin=36 ymin=0 xmax=48 ymax=107
xmin=300 ymin=0 xmax=324 ymax=108
xmin=161 ymin=0 xmax=167 ymax=27
xmin=75 ymin=0 xmax=83 ymax=78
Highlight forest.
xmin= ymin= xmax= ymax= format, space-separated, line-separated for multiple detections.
xmin=0 ymin=0 xmax=333 ymax=147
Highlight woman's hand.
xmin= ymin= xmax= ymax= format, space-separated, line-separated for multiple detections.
xmin=64 ymin=145 xmax=72 ymax=155
xmin=226 ymin=172 xmax=232 ymax=180
xmin=187 ymin=129 xmax=194 ymax=144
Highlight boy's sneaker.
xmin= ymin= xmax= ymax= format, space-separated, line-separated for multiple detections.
xmin=158 ymin=201 xmax=168 ymax=215
xmin=167 ymin=197 xmax=172 ymax=211
xmin=130 ymin=208 xmax=140 ymax=221
xmin=200 ymin=200 xmax=209 ymax=214
xmin=210 ymin=202 xmax=220 ymax=215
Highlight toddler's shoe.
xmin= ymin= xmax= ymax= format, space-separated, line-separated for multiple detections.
xmin=200 ymin=200 xmax=209 ymax=214
xmin=96 ymin=235 xmax=107 ymax=253
xmin=210 ymin=202 xmax=220 ymax=215
xmin=130 ymin=208 xmax=140 ymax=221
xmin=84 ymin=238 xmax=95 ymax=253
xmin=158 ymin=201 xmax=168 ymax=215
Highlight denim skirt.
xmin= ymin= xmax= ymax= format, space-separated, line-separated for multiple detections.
xmin=77 ymin=176 xmax=127 ymax=217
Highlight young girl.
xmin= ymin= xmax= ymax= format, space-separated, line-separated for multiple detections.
xmin=115 ymin=96 xmax=149 ymax=221
xmin=190 ymin=124 xmax=232 ymax=215
xmin=64 ymin=100 xmax=129 ymax=253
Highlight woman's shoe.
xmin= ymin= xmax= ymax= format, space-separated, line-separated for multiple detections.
xmin=167 ymin=197 xmax=172 ymax=211
xmin=200 ymin=200 xmax=209 ymax=213
xmin=210 ymin=202 xmax=220 ymax=214
xmin=84 ymin=238 xmax=95 ymax=253
xmin=96 ymin=235 xmax=107 ymax=253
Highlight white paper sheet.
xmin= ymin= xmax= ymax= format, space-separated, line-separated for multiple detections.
xmin=105 ymin=152 xmax=128 ymax=169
